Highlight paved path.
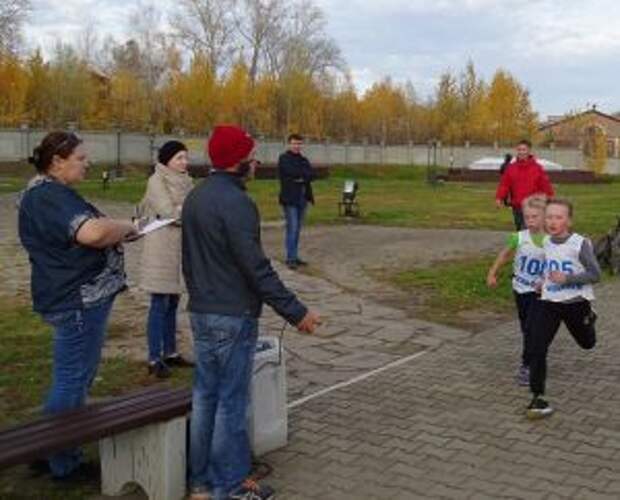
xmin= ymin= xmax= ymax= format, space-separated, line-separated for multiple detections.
xmin=0 ymin=194 xmax=470 ymax=402
xmin=4 ymin=194 xmax=620 ymax=499
xmin=266 ymin=280 xmax=620 ymax=499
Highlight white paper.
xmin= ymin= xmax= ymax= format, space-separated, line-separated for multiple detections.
xmin=138 ymin=218 xmax=177 ymax=235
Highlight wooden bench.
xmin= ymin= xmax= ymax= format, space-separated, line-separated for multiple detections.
xmin=0 ymin=387 xmax=191 ymax=500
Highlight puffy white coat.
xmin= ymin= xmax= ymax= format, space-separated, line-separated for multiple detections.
xmin=139 ymin=163 xmax=193 ymax=294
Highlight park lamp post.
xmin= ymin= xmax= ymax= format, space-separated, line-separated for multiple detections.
xmin=427 ymin=138 xmax=438 ymax=185
xmin=20 ymin=122 xmax=30 ymax=163
xmin=115 ymin=125 xmax=123 ymax=178
xmin=338 ymin=179 xmax=360 ymax=217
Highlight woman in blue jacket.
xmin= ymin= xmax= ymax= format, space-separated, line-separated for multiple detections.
xmin=18 ymin=131 xmax=137 ymax=479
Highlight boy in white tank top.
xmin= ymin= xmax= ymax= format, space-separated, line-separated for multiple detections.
xmin=487 ymin=195 xmax=547 ymax=386
xmin=527 ymin=199 xmax=600 ymax=419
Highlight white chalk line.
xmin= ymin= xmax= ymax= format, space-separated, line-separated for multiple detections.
xmin=287 ymin=349 xmax=429 ymax=409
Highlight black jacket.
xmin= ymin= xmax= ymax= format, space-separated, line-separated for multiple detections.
xmin=278 ymin=150 xmax=315 ymax=206
xmin=182 ymin=172 xmax=307 ymax=325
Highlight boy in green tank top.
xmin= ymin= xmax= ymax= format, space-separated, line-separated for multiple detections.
xmin=487 ymin=195 xmax=547 ymax=386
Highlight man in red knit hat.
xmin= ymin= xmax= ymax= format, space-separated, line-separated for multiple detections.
xmin=182 ymin=125 xmax=321 ymax=500
xmin=495 ymin=139 xmax=555 ymax=229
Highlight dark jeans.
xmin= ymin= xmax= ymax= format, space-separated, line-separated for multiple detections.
xmin=41 ymin=297 xmax=115 ymax=477
xmin=189 ymin=313 xmax=258 ymax=499
xmin=512 ymin=207 xmax=525 ymax=230
xmin=146 ymin=293 xmax=179 ymax=362
xmin=529 ymin=300 xmax=596 ymax=396
xmin=283 ymin=203 xmax=306 ymax=263
xmin=513 ymin=291 xmax=541 ymax=367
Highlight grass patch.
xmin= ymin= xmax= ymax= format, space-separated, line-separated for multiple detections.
xmin=390 ymin=255 xmax=515 ymax=322
xmin=0 ymin=295 xmax=191 ymax=498
xmin=266 ymin=166 xmax=620 ymax=235
xmin=0 ymin=444 xmax=105 ymax=499
xmin=0 ymin=178 xmax=28 ymax=195
xmin=2 ymin=164 xmax=620 ymax=235
xmin=390 ymin=255 xmax=615 ymax=326
xmin=0 ymin=296 xmax=189 ymax=427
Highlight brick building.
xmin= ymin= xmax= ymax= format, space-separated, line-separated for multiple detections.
xmin=539 ymin=107 xmax=620 ymax=157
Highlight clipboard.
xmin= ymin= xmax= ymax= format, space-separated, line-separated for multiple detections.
xmin=138 ymin=218 xmax=177 ymax=235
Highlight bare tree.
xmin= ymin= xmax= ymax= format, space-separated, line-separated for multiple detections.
xmin=112 ymin=39 xmax=143 ymax=73
xmin=170 ymin=0 xmax=237 ymax=73
xmin=265 ymin=0 xmax=344 ymax=78
xmin=129 ymin=2 xmax=169 ymax=88
xmin=234 ymin=0 xmax=285 ymax=84
xmin=76 ymin=18 xmax=100 ymax=65
xmin=0 ymin=0 xmax=30 ymax=54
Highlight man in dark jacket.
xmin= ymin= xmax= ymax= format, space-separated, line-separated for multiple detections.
xmin=278 ymin=133 xmax=314 ymax=269
xmin=182 ymin=125 xmax=320 ymax=500
xmin=495 ymin=139 xmax=554 ymax=229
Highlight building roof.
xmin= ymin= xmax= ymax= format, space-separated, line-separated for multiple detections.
xmin=540 ymin=108 xmax=620 ymax=131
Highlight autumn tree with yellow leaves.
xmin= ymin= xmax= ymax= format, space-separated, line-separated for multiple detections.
xmin=0 ymin=52 xmax=27 ymax=126
xmin=0 ymin=0 xmax=540 ymax=146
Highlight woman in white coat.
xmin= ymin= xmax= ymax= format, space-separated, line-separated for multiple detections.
xmin=140 ymin=141 xmax=194 ymax=377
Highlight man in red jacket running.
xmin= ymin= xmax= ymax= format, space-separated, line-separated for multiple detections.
xmin=495 ymin=139 xmax=555 ymax=229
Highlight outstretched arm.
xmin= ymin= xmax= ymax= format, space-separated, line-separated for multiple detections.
xmin=487 ymin=246 xmax=515 ymax=287
xmin=76 ymin=218 xmax=137 ymax=248
xmin=495 ymin=170 xmax=511 ymax=206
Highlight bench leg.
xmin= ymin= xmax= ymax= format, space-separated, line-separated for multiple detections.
xmin=99 ymin=416 xmax=187 ymax=500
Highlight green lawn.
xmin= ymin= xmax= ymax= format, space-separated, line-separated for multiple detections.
xmin=388 ymin=256 xmax=517 ymax=325
xmin=0 ymin=293 xmax=193 ymax=497
xmin=1 ymin=164 xmax=618 ymax=494
xmin=3 ymin=164 xmax=620 ymax=235
xmin=0 ymin=296 xmax=191 ymax=428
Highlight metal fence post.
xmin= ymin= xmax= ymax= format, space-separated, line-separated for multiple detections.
xmin=20 ymin=123 xmax=29 ymax=161
xmin=116 ymin=129 xmax=122 ymax=177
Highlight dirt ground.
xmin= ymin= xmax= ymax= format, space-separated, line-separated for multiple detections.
xmin=0 ymin=195 xmax=510 ymax=362
xmin=261 ymin=223 xmax=508 ymax=329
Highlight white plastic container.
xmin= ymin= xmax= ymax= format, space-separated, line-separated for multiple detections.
xmin=248 ymin=336 xmax=287 ymax=456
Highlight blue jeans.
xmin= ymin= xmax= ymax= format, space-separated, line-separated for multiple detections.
xmin=283 ymin=203 xmax=306 ymax=263
xmin=189 ymin=313 xmax=258 ymax=499
xmin=146 ymin=293 xmax=179 ymax=362
xmin=41 ymin=297 xmax=115 ymax=477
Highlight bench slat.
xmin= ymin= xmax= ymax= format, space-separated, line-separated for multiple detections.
xmin=0 ymin=387 xmax=184 ymax=441
xmin=1 ymin=389 xmax=190 ymax=446
xmin=0 ymin=387 xmax=191 ymax=469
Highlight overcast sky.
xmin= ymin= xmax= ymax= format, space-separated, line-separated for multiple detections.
xmin=23 ymin=0 xmax=620 ymax=119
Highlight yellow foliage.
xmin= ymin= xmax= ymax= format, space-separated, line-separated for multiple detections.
xmin=585 ymin=124 xmax=607 ymax=175
xmin=325 ymin=81 xmax=359 ymax=142
xmin=252 ymin=75 xmax=279 ymax=136
xmin=485 ymin=69 xmax=537 ymax=145
xmin=219 ymin=62 xmax=251 ymax=127
xmin=360 ymin=79 xmax=409 ymax=143
xmin=163 ymin=53 xmax=218 ymax=134
xmin=279 ymin=70 xmax=325 ymax=139
xmin=0 ymin=53 xmax=28 ymax=126
xmin=109 ymin=70 xmax=149 ymax=130
xmin=0 ymin=53 xmax=540 ymax=145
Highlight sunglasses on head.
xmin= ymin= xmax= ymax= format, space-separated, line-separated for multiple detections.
xmin=54 ymin=133 xmax=81 ymax=154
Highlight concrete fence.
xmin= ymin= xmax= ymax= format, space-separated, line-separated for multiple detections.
xmin=1 ymin=128 xmax=619 ymax=174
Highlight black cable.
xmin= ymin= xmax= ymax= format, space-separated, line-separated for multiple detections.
xmin=250 ymin=457 xmax=274 ymax=481
xmin=253 ymin=321 xmax=369 ymax=373
xmin=249 ymin=322 xmax=363 ymax=483
xmin=252 ymin=321 xmax=286 ymax=375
